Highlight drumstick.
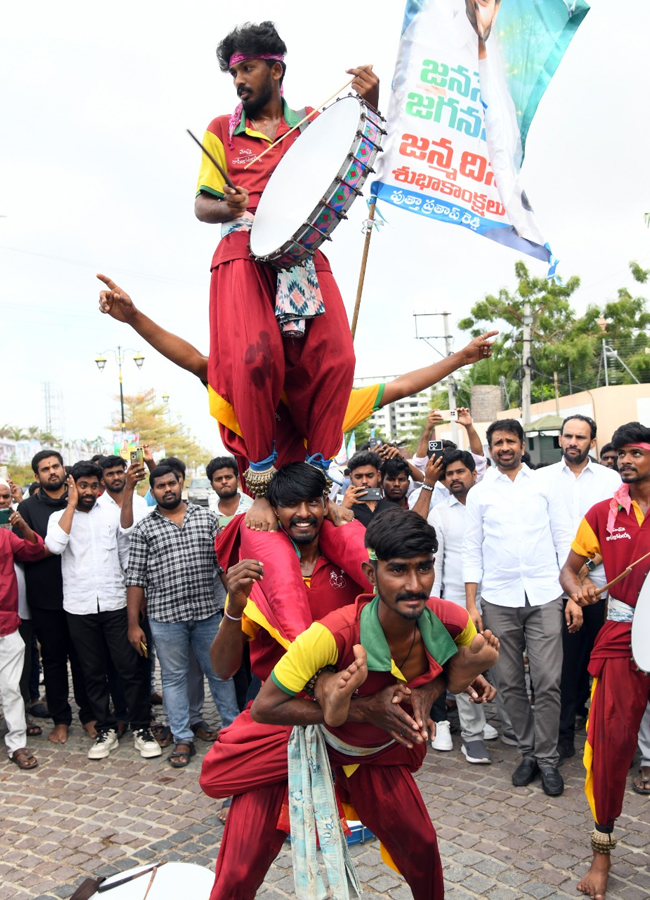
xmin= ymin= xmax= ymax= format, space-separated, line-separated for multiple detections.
xmin=243 ymin=75 xmax=356 ymax=170
xmin=187 ymin=129 xmax=238 ymax=191
xmin=141 ymin=866 xmax=158 ymax=900
xmin=593 ymin=550 xmax=650 ymax=597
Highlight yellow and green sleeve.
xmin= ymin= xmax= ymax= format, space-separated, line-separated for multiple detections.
xmin=271 ymin=622 xmax=339 ymax=696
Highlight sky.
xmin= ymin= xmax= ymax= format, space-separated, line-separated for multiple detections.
xmin=2 ymin=0 xmax=649 ymax=456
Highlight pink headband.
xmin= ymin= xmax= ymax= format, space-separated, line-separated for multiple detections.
xmin=229 ymin=52 xmax=285 ymax=67
xmin=227 ymin=53 xmax=286 ymax=148
xmin=620 ymin=443 xmax=650 ymax=452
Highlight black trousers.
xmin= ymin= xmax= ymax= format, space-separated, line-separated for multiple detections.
xmin=30 ymin=606 xmax=94 ymax=726
xmin=18 ymin=620 xmax=33 ymax=705
xmin=66 ymin=608 xmax=151 ymax=732
xmin=559 ymin=597 xmax=605 ymax=744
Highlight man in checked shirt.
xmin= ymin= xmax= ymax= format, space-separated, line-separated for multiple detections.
xmin=126 ymin=465 xmax=239 ymax=768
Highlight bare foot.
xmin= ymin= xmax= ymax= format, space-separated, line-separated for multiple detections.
xmin=446 ymin=630 xmax=500 ymax=694
xmin=48 ymin=724 xmax=68 ymax=744
xmin=217 ymin=799 xmax=232 ymax=825
xmin=83 ymin=720 xmax=98 ymax=739
xmin=577 ymin=851 xmax=611 ymax=899
xmin=318 ymin=645 xmax=368 ymax=727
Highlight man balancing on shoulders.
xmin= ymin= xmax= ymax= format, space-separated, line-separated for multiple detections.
xmin=251 ymin=507 xmax=500 ymax=900
xmin=193 ymin=20 xmax=378 ymax=518
xmin=560 ymin=421 xmax=650 ymax=900
xmin=95 ymin=273 xmax=497 ymax=517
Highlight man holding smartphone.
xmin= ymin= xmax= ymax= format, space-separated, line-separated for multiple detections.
xmin=341 ymin=451 xmax=394 ymax=528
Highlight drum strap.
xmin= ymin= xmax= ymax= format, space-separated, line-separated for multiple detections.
xmin=294 ymin=109 xmax=310 ymax=134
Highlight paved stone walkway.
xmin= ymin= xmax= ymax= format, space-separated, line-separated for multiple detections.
xmin=1 ymin=701 xmax=648 ymax=899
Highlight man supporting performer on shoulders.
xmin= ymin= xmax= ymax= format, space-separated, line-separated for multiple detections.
xmin=194 ymin=20 xmax=378 ymax=514
xmin=560 ymin=421 xmax=650 ymax=900
xmin=251 ymin=507 xmax=499 ymax=900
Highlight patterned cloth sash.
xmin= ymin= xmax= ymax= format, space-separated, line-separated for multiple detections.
xmin=287 ymin=725 xmax=361 ymax=900
xmin=221 ymin=214 xmax=325 ymax=337
xmin=607 ymin=596 xmax=634 ymax=623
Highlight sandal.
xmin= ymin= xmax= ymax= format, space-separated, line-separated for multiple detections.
xmin=191 ymin=720 xmax=219 ymax=742
xmin=10 ymin=747 xmax=38 ymax=770
xmin=152 ymin=724 xmax=173 ymax=747
xmin=168 ymin=742 xmax=196 ymax=768
xmin=26 ymin=721 xmax=42 ymax=737
xmin=632 ymin=766 xmax=650 ymax=795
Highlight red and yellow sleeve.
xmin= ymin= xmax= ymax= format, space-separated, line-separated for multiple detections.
xmin=571 ymin=515 xmax=601 ymax=560
xmin=196 ymin=128 xmax=228 ymax=198
xmin=427 ymin=597 xmax=476 ymax=647
xmin=342 ymin=384 xmax=385 ymax=433
xmin=270 ymin=622 xmax=339 ymax=696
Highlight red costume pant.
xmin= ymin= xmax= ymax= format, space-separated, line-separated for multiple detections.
xmin=200 ymin=709 xmax=443 ymax=900
xmin=209 ymin=247 xmax=355 ymax=467
xmin=585 ymin=655 xmax=650 ymax=828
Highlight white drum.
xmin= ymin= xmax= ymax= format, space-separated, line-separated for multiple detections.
xmin=249 ymin=95 xmax=385 ymax=270
xmin=98 ymin=862 xmax=213 ymax=899
xmin=632 ymin=571 xmax=650 ymax=673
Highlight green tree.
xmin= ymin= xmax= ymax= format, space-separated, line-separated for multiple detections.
xmin=112 ymin=389 xmax=212 ymax=469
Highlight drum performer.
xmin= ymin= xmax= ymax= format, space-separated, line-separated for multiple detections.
xmin=194 ymin=21 xmax=379 ymax=518
xmin=560 ymin=421 xmax=650 ymax=900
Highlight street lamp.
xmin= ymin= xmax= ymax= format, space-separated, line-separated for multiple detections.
xmin=94 ymin=345 xmax=145 ymax=435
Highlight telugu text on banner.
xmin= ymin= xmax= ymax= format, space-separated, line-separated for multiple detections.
xmin=372 ymin=0 xmax=590 ymax=267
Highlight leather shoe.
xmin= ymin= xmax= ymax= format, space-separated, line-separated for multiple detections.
xmin=557 ymin=739 xmax=575 ymax=762
xmin=539 ymin=764 xmax=564 ymax=796
xmin=512 ymin=756 xmax=539 ymax=786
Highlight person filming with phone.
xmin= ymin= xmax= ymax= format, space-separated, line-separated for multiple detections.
xmin=340 ymin=451 xmax=394 ymax=527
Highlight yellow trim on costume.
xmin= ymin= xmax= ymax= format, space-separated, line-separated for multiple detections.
xmin=572 ymin=517 xmax=601 ymax=560
xmin=342 ymin=763 xmax=360 ymax=778
xmin=272 ymin=622 xmax=339 ymax=695
xmin=380 ymin=843 xmax=401 ymax=874
xmin=342 ymin=791 xmax=401 ymax=875
xmin=342 ymin=384 xmax=383 ymax=433
xmin=454 ymin=619 xmax=477 ymax=648
xmin=196 ymin=130 xmax=229 ymax=197
xmin=631 ymin=500 xmax=645 ymax=527
xmin=208 ymin=385 xmax=244 ymax=438
xmin=243 ymin=599 xmax=292 ymax=652
xmin=583 ymin=677 xmax=598 ymax=823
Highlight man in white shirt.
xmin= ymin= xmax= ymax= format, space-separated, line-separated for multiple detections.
xmin=463 ymin=419 xmax=574 ymax=796
xmin=97 ymin=456 xmax=150 ymax=527
xmin=535 ymin=415 xmax=620 ymax=762
xmin=427 ymin=449 xmax=497 ymax=764
xmin=45 ymin=462 xmax=160 ymax=762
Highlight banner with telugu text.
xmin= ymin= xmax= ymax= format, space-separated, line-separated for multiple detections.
xmin=372 ymin=0 xmax=589 ymax=268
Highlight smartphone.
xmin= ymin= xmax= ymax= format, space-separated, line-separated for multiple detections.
xmin=0 ymin=508 xmax=11 ymax=525
xmin=428 ymin=439 xmax=444 ymax=463
xmin=438 ymin=410 xmax=458 ymax=421
xmin=360 ymin=487 xmax=383 ymax=502
xmin=130 ymin=447 xmax=145 ymax=464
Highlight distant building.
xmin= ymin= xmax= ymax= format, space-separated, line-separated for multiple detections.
xmin=353 ymin=376 xmax=433 ymax=442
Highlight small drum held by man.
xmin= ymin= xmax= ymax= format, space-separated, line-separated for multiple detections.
xmin=194 ymin=20 xmax=379 ymax=522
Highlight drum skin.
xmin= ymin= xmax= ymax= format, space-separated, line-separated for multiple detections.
xmin=98 ymin=862 xmax=214 ymax=898
xmin=250 ymin=95 xmax=385 ymax=270
xmin=631 ymin=572 xmax=650 ymax=673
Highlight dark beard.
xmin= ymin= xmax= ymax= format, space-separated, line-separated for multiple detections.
xmin=158 ymin=495 xmax=182 ymax=510
xmin=241 ymin=82 xmax=273 ymax=119
xmin=42 ymin=476 xmax=66 ymax=492
xmin=216 ymin=486 xmax=238 ymax=501
xmin=563 ymin=447 xmax=590 ymax=466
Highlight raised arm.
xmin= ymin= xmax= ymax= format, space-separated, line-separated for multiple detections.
xmin=455 ymin=408 xmax=483 ymax=457
xmin=380 ymin=332 xmax=498 ymax=407
xmin=97 ymin=274 xmax=208 ymax=381
xmin=210 ymin=559 xmax=262 ymax=680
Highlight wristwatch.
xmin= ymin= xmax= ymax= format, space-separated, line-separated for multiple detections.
xmin=585 ymin=558 xmax=597 ymax=572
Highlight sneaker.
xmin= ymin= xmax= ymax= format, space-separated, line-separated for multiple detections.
xmin=430 ymin=720 xmax=453 ymax=751
xmin=134 ymin=728 xmax=163 ymax=759
xmin=462 ymin=740 xmax=492 ymax=764
xmin=87 ymin=729 xmax=119 ymax=760
xmin=501 ymin=731 xmax=519 ymax=746
xmin=483 ymin=723 xmax=499 ymax=741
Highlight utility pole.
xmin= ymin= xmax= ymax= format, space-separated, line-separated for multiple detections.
xmin=553 ymin=371 xmax=560 ymax=416
xmin=522 ymin=301 xmax=533 ymax=426
xmin=603 ymin=339 xmax=609 ymax=387
xmin=442 ymin=312 xmax=458 ymax=443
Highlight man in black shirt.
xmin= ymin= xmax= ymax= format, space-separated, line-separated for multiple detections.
xmin=16 ymin=451 xmax=94 ymax=743
xmin=341 ymin=451 xmax=395 ymax=528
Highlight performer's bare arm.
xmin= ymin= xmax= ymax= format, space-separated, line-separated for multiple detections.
xmin=210 ymin=559 xmax=261 ymax=679
xmin=560 ymin=550 xmax=600 ymax=607
xmin=194 ymin=186 xmax=250 ymax=224
xmin=97 ymin=274 xmax=208 ymax=381
xmin=380 ymin=332 xmax=498 ymax=407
